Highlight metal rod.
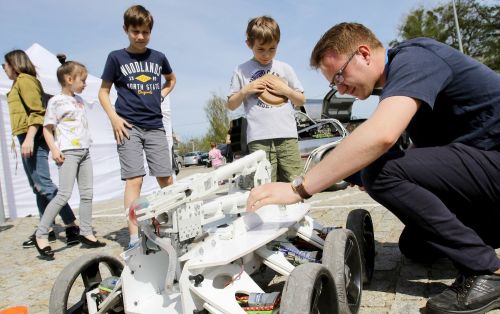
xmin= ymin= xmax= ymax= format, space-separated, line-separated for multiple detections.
xmin=452 ymin=0 xmax=464 ymax=53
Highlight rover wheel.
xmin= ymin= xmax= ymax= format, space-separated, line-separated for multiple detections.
xmin=322 ymin=229 xmax=362 ymax=313
xmin=49 ymin=253 xmax=123 ymax=314
xmin=346 ymin=208 xmax=375 ymax=285
xmin=280 ymin=263 xmax=339 ymax=314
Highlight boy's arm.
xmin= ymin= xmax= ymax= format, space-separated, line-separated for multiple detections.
xmin=227 ymin=80 xmax=267 ymax=111
xmin=98 ymin=80 xmax=132 ymax=144
xmin=287 ymin=90 xmax=305 ymax=107
xmin=43 ymin=125 xmax=64 ymax=165
xmin=161 ymin=72 xmax=176 ymax=99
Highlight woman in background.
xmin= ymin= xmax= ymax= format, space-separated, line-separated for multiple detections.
xmin=3 ymin=50 xmax=79 ymax=248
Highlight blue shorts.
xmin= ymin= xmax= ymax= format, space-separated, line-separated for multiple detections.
xmin=117 ymin=126 xmax=173 ymax=180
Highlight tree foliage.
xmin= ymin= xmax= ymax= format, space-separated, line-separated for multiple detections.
xmin=203 ymin=93 xmax=231 ymax=145
xmin=391 ymin=0 xmax=499 ymax=71
xmin=176 ymin=93 xmax=231 ymax=155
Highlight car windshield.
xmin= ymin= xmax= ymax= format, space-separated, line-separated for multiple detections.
xmin=185 ymin=153 xmax=197 ymax=157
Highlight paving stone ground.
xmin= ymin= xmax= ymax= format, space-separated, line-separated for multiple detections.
xmin=1 ymin=166 xmax=499 ymax=313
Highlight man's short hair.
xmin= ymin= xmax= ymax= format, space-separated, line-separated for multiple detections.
xmin=246 ymin=16 xmax=280 ymax=47
xmin=124 ymin=5 xmax=154 ymax=31
xmin=310 ymin=22 xmax=383 ymax=68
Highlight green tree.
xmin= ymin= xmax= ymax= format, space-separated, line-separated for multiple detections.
xmin=203 ymin=93 xmax=230 ymax=145
xmin=177 ymin=93 xmax=230 ymax=155
xmin=391 ymin=0 xmax=499 ymax=71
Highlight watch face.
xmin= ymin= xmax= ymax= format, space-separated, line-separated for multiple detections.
xmin=292 ymin=176 xmax=303 ymax=187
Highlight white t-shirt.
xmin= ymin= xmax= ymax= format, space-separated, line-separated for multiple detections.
xmin=44 ymin=94 xmax=92 ymax=151
xmin=228 ymin=59 xmax=304 ymax=143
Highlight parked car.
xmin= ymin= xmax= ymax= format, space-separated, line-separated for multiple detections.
xmin=173 ymin=152 xmax=183 ymax=174
xmin=174 ymin=152 xmax=183 ymax=168
xmin=217 ymin=143 xmax=232 ymax=163
xmin=296 ymin=110 xmax=346 ymax=159
xmin=183 ymin=151 xmax=203 ymax=167
xmin=199 ymin=152 xmax=210 ymax=166
xmin=227 ymin=88 xmax=410 ymax=191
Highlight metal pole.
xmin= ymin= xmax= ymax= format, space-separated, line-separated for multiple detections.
xmin=452 ymin=0 xmax=464 ymax=53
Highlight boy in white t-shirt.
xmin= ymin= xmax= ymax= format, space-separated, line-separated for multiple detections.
xmin=227 ymin=15 xmax=305 ymax=182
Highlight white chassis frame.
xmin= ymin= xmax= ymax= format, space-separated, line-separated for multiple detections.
xmin=86 ymin=150 xmax=339 ymax=314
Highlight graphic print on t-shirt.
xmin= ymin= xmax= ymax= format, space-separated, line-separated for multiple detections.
xmin=250 ymin=69 xmax=284 ymax=109
xmin=120 ymin=61 xmax=163 ymax=97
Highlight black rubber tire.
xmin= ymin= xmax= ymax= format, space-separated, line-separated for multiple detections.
xmin=280 ymin=263 xmax=339 ymax=314
xmin=322 ymin=229 xmax=363 ymax=314
xmin=49 ymin=253 xmax=123 ymax=314
xmin=346 ymin=209 xmax=375 ymax=285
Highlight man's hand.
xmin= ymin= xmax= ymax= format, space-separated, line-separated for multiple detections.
xmin=52 ymin=149 xmax=65 ymax=165
xmin=111 ymin=116 xmax=132 ymax=144
xmin=246 ymin=182 xmax=302 ymax=212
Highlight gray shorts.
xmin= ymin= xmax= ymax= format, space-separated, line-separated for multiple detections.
xmin=117 ymin=126 xmax=173 ymax=180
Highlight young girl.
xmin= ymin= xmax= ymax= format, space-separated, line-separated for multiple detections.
xmin=3 ymin=50 xmax=79 ymax=249
xmin=208 ymin=142 xmax=224 ymax=169
xmin=34 ymin=55 xmax=105 ymax=260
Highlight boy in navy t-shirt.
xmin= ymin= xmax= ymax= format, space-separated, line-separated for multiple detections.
xmin=98 ymin=5 xmax=176 ymax=248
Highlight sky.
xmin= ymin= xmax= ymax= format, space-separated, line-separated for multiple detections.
xmin=1 ymin=0 xmax=443 ymax=141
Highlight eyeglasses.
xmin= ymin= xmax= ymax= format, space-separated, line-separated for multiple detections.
xmin=329 ymin=50 xmax=357 ymax=89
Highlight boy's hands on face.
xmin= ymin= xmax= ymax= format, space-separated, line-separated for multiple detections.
xmin=111 ymin=116 xmax=132 ymax=144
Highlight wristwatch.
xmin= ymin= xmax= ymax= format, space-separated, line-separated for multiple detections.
xmin=291 ymin=176 xmax=312 ymax=199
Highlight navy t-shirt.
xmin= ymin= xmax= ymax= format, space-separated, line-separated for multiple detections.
xmin=380 ymin=38 xmax=500 ymax=151
xmin=101 ymin=48 xmax=173 ymax=129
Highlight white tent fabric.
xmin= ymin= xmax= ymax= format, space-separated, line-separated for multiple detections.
xmin=0 ymin=43 xmax=163 ymax=218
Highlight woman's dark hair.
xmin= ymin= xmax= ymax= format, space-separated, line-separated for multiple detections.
xmin=56 ymin=54 xmax=87 ymax=86
xmin=4 ymin=50 xmax=37 ymax=76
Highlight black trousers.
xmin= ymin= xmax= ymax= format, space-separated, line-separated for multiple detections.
xmin=361 ymin=143 xmax=500 ymax=274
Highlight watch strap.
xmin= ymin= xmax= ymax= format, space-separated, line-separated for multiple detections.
xmin=292 ymin=177 xmax=312 ymax=199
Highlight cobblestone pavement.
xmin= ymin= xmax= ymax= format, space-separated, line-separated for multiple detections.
xmin=1 ymin=166 xmax=499 ymax=313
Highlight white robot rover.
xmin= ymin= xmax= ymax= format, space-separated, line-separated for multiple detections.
xmin=49 ymin=149 xmax=375 ymax=314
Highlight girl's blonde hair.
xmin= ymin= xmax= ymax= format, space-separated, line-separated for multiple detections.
xmin=56 ymin=54 xmax=87 ymax=86
xmin=4 ymin=50 xmax=37 ymax=77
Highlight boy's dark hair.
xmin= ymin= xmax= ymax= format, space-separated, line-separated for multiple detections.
xmin=310 ymin=22 xmax=383 ymax=69
xmin=4 ymin=50 xmax=37 ymax=77
xmin=56 ymin=54 xmax=87 ymax=86
xmin=246 ymin=16 xmax=280 ymax=47
xmin=124 ymin=5 xmax=154 ymax=31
